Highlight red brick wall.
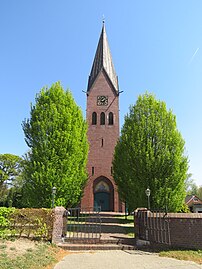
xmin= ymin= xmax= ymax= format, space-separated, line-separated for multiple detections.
xmin=168 ymin=213 xmax=202 ymax=249
xmin=81 ymin=71 xmax=123 ymax=212
xmin=135 ymin=209 xmax=202 ymax=249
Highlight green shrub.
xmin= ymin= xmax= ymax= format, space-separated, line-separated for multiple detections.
xmin=0 ymin=207 xmax=53 ymax=241
xmin=0 ymin=208 xmax=16 ymax=226
xmin=0 ymin=208 xmax=16 ymax=238
xmin=178 ymin=204 xmax=190 ymax=213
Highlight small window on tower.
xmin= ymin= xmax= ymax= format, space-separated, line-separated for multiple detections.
xmin=92 ymin=112 xmax=97 ymax=125
xmin=101 ymin=138 xmax=104 ymax=147
xmin=92 ymin=167 xmax=94 ymax=176
xmin=108 ymin=112 xmax=114 ymax=125
xmin=100 ymin=112 xmax=105 ymax=125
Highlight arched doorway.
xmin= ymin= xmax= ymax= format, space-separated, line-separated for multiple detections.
xmin=94 ymin=192 xmax=110 ymax=211
xmin=93 ymin=177 xmax=114 ymax=211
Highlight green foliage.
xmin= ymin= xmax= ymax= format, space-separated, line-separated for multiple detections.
xmin=160 ymin=250 xmax=202 ymax=264
xmin=22 ymin=82 xmax=88 ymax=208
xmin=34 ymin=221 xmax=48 ymax=238
xmin=0 ymin=154 xmax=23 ymax=207
xmin=0 ymin=185 xmax=9 ymax=207
xmin=178 ymin=203 xmax=190 ymax=213
xmin=0 ymin=208 xmax=16 ymax=238
xmin=185 ymin=173 xmax=198 ymax=195
xmin=185 ymin=173 xmax=202 ymax=200
xmin=0 ymin=207 xmax=53 ymax=241
xmin=197 ymin=186 xmax=202 ymax=200
xmin=113 ymin=93 xmax=188 ymax=212
xmin=0 ymin=154 xmax=22 ymax=186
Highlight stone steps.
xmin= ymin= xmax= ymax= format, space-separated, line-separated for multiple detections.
xmin=62 ymin=237 xmax=135 ymax=245
xmin=56 ymin=212 xmax=135 ymax=251
xmin=58 ymin=237 xmax=136 ymax=250
xmin=57 ymin=242 xmax=136 ymax=251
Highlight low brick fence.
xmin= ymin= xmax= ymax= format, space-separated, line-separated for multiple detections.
xmin=168 ymin=213 xmax=202 ymax=249
xmin=135 ymin=209 xmax=202 ymax=250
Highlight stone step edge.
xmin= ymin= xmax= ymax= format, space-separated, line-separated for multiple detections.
xmin=62 ymin=239 xmax=135 ymax=245
xmin=57 ymin=243 xmax=136 ymax=250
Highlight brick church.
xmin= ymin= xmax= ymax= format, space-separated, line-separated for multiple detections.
xmin=81 ymin=22 xmax=124 ymax=212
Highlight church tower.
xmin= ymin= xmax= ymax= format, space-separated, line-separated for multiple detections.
xmin=81 ymin=22 xmax=123 ymax=212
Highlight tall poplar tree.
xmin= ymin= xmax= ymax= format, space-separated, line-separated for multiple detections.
xmin=113 ymin=93 xmax=188 ymax=212
xmin=22 ymin=82 xmax=88 ymax=208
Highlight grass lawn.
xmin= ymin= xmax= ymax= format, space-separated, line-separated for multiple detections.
xmin=0 ymin=238 xmax=68 ymax=269
xmin=160 ymin=250 xmax=202 ymax=265
xmin=116 ymin=214 xmax=135 ymax=237
xmin=116 ymin=214 xmax=134 ymax=224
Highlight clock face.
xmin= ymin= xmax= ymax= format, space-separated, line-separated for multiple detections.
xmin=97 ymin=96 xmax=108 ymax=106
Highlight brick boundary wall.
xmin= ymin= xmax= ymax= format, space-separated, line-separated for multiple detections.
xmin=135 ymin=209 xmax=202 ymax=250
xmin=167 ymin=213 xmax=202 ymax=249
xmin=52 ymin=206 xmax=67 ymax=244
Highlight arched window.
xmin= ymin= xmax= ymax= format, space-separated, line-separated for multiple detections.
xmin=108 ymin=112 xmax=114 ymax=125
xmin=92 ymin=112 xmax=97 ymax=125
xmin=100 ymin=112 xmax=105 ymax=125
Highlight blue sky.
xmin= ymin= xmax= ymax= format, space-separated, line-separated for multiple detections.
xmin=0 ymin=1 xmax=202 ymax=186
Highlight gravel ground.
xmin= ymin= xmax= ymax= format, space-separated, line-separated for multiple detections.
xmin=54 ymin=250 xmax=202 ymax=269
xmin=0 ymin=238 xmax=38 ymax=258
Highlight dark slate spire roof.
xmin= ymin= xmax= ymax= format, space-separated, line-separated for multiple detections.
xmin=87 ymin=22 xmax=119 ymax=92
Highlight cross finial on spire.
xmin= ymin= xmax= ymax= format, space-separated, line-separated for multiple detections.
xmin=102 ymin=14 xmax=105 ymax=24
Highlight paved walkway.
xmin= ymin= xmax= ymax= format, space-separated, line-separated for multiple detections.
xmin=54 ymin=250 xmax=202 ymax=269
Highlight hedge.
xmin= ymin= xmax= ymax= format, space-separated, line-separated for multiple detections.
xmin=0 ymin=207 xmax=54 ymax=240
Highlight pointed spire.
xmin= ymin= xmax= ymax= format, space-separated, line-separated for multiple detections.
xmin=87 ymin=23 xmax=119 ymax=92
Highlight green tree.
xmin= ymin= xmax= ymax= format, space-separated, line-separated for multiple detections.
xmin=113 ymin=93 xmax=188 ymax=212
xmin=185 ymin=173 xmax=198 ymax=195
xmin=0 ymin=154 xmax=22 ymax=187
xmin=5 ymin=174 xmax=25 ymax=208
xmin=22 ymin=82 xmax=88 ymax=208
xmin=197 ymin=186 xmax=202 ymax=200
xmin=0 ymin=154 xmax=22 ymax=206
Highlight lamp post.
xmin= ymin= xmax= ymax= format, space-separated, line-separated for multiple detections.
xmin=52 ymin=186 xmax=57 ymax=208
xmin=145 ymin=187 xmax=151 ymax=210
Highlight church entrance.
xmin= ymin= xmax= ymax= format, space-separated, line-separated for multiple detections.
xmin=94 ymin=192 xmax=110 ymax=211
xmin=93 ymin=177 xmax=114 ymax=211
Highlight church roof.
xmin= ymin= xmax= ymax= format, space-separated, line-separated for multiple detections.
xmin=87 ymin=22 xmax=119 ymax=92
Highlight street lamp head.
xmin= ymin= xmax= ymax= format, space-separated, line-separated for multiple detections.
xmin=52 ymin=186 xmax=57 ymax=195
xmin=145 ymin=187 xmax=151 ymax=197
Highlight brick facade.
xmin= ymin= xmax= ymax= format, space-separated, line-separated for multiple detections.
xmin=81 ymin=71 xmax=123 ymax=212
